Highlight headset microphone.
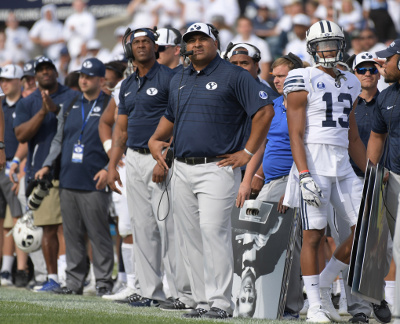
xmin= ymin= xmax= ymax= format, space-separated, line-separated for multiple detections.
xmin=181 ymin=50 xmax=194 ymax=57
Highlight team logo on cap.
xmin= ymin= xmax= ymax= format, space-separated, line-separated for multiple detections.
xmin=190 ymin=24 xmax=202 ymax=31
xmin=206 ymin=82 xmax=217 ymax=90
xmin=361 ymin=53 xmax=373 ymax=59
xmin=83 ymin=61 xmax=93 ymax=68
xmin=24 ymin=63 xmax=32 ymax=71
xmin=146 ymin=88 xmax=158 ymax=96
xmin=93 ymin=107 xmax=101 ymax=113
xmin=259 ymin=91 xmax=268 ymax=99
xmin=390 ymin=41 xmax=395 ymax=47
xmin=317 ymin=82 xmax=325 ymax=90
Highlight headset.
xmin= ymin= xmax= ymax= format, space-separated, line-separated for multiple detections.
xmin=282 ymin=52 xmax=303 ymax=69
xmin=180 ymin=23 xmax=220 ymax=57
xmin=223 ymin=42 xmax=261 ymax=62
xmin=165 ymin=27 xmax=182 ymax=46
xmin=122 ymin=26 xmax=159 ymax=61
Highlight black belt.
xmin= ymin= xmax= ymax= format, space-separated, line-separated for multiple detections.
xmin=176 ymin=157 xmax=223 ymax=165
xmin=132 ymin=148 xmax=151 ymax=154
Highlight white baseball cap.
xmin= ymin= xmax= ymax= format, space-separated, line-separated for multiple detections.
xmin=352 ymin=51 xmax=379 ymax=69
xmin=183 ymin=23 xmax=216 ymax=42
xmin=156 ymin=28 xmax=181 ymax=46
xmin=292 ymin=14 xmax=311 ymax=27
xmin=0 ymin=64 xmax=23 ymax=79
xmin=226 ymin=43 xmax=260 ymax=61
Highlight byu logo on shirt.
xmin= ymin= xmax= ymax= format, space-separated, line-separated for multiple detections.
xmin=317 ymin=82 xmax=325 ymax=90
xmin=93 ymin=106 xmax=101 ymax=113
xmin=146 ymin=88 xmax=158 ymax=96
xmin=206 ymin=82 xmax=217 ymax=90
xmin=259 ymin=91 xmax=268 ymax=99
xmin=12 ymin=112 xmax=16 ymax=118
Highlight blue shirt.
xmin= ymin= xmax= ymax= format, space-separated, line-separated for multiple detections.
xmin=262 ymin=96 xmax=293 ymax=183
xmin=118 ymin=62 xmax=173 ymax=149
xmin=372 ymin=82 xmax=400 ymax=174
xmin=3 ymin=97 xmax=21 ymax=160
xmin=165 ymin=55 xmax=274 ymax=157
xmin=13 ymin=85 xmax=79 ymax=181
xmin=351 ymin=91 xmax=381 ymax=177
xmin=60 ymin=92 xmax=110 ymax=191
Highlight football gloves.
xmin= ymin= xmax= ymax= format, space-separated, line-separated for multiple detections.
xmin=299 ymin=172 xmax=323 ymax=208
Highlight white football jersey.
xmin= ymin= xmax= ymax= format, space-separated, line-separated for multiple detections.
xmin=283 ymin=67 xmax=361 ymax=149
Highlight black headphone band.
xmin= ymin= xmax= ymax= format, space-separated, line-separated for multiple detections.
xmin=282 ymin=52 xmax=303 ymax=69
xmin=224 ymin=42 xmax=261 ymax=62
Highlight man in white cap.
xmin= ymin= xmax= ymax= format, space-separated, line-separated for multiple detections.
xmin=156 ymin=27 xmax=182 ymax=72
xmin=149 ymin=22 xmax=274 ymax=319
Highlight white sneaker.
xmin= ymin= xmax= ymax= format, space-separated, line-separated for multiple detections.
xmin=102 ymin=286 xmax=136 ymax=300
xmin=306 ymin=304 xmax=331 ymax=323
xmin=320 ymin=287 xmax=342 ymax=322
xmin=83 ymin=280 xmax=96 ymax=294
xmin=0 ymin=271 xmax=13 ymax=287
xmin=338 ymin=296 xmax=348 ymax=315
xmin=301 ymin=299 xmax=310 ymax=315
xmin=112 ymin=280 xmax=126 ymax=294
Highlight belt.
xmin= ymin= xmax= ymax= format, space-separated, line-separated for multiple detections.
xmin=132 ymin=148 xmax=151 ymax=154
xmin=176 ymin=157 xmax=223 ymax=165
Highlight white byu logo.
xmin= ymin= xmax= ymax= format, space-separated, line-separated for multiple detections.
xmin=206 ymin=82 xmax=218 ymax=90
xmin=146 ymin=88 xmax=158 ymax=96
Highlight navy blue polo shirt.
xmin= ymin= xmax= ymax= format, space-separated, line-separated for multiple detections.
xmin=3 ymin=97 xmax=21 ymax=160
xmin=263 ymin=96 xmax=293 ymax=183
xmin=60 ymin=92 xmax=110 ymax=191
xmin=118 ymin=62 xmax=173 ymax=149
xmin=165 ymin=55 xmax=274 ymax=157
xmin=13 ymin=84 xmax=79 ymax=181
xmin=351 ymin=91 xmax=381 ymax=176
xmin=372 ymin=82 xmax=400 ymax=174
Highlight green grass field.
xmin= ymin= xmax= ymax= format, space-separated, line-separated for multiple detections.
xmin=0 ymin=286 xmax=290 ymax=324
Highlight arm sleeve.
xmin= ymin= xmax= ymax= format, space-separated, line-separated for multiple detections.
xmin=42 ymin=108 xmax=64 ymax=167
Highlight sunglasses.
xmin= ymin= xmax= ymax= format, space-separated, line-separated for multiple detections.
xmin=158 ymin=45 xmax=173 ymax=52
xmin=355 ymin=67 xmax=378 ymax=75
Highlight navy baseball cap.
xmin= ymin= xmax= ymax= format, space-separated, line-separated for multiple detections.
xmin=79 ymin=58 xmax=105 ymax=77
xmin=22 ymin=60 xmax=35 ymax=78
xmin=34 ymin=56 xmax=57 ymax=72
xmin=376 ymin=39 xmax=400 ymax=58
xmin=130 ymin=28 xmax=157 ymax=43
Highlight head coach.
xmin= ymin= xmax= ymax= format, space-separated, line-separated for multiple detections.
xmin=148 ymin=22 xmax=275 ymax=319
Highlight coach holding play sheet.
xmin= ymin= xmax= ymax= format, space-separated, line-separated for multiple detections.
xmin=148 ymin=22 xmax=274 ymax=319
xmin=367 ymin=39 xmax=400 ymax=324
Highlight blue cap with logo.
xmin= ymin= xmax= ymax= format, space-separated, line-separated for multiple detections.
xmin=376 ymin=39 xmax=400 ymax=58
xmin=79 ymin=58 xmax=105 ymax=77
xmin=34 ymin=56 xmax=57 ymax=73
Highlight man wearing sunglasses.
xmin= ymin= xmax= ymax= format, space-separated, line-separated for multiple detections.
xmin=156 ymin=27 xmax=182 ymax=72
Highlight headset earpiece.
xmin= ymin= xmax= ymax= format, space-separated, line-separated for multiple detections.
xmin=397 ymin=56 xmax=400 ymax=71
xmin=180 ymin=37 xmax=187 ymax=57
xmin=283 ymin=52 xmax=303 ymax=69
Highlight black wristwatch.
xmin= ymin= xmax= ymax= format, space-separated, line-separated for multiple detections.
xmin=0 ymin=141 xmax=4 ymax=150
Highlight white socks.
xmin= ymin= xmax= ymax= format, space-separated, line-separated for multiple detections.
xmin=121 ymin=243 xmax=135 ymax=289
xmin=0 ymin=255 xmax=14 ymax=273
xmin=320 ymin=256 xmax=348 ymax=289
xmin=303 ymin=275 xmax=321 ymax=308
xmin=48 ymin=273 xmax=58 ymax=283
xmin=385 ymin=281 xmax=395 ymax=306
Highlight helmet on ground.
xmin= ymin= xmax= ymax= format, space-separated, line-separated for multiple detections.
xmin=306 ymin=20 xmax=345 ymax=68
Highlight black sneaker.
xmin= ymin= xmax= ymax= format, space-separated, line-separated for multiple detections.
xmin=202 ymin=307 xmax=232 ymax=319
xmin=96 ymin=286 xmax=112 ymax=297
xmin=14 ymin=270 xmax=29 ymax=288
xmin=54 ymin=286 xmax=83 ymax=295
xmin=349 ymin=313 xmax=369 ymax=324
xmin=373 ymin=300 xmax=392 ymax=324
xmin=159 ymin=298 xmax=193 ymax=311
xmin=182 ymin=308 xmax=208 ymax=318
xmin=129 ymin=298 xmax=160 ymax=307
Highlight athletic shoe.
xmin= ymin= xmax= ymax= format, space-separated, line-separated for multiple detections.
xmin=129 ymin=298 xmax=159 ymax=307
xmin=96 ymin=286 xmax=112 ymax=297
xmin=182 ymin=308 xmax=208 ymax=318
xmin=83 ymin=280 xmax=96 ymax=294
xmin=0 ymin=271 xmax=13 ymax=286
xmin=349 ymin=313 xmax=369 ymax=324
xmin=306 ymin=305 xmax=331 ymax=323
xmin=111 ymin=280 xmax=126 ymax=294
xmin=373 ymin=300 xmax=391 ymax=323
xmin=320 ymin=287 xmax=342 ymax=322
xmin=14 ymin=270 xmax=29 ymax=288
xmin=32 ymin=278 xmax=60 ymax=292
xmin=102 ymin=286 xmax=137 ymax=301
xmin=339 ymin=296 xmax=348 ymax=315
xmin=283 ymin=310 xmax=300 ymax=320
xmin=159 ymin=298 xmax=193 ymax=311
xmin=114 ymin=292 xmax=142 ymax=304
xmin=53 ymin=286 xmax=83 ymax=295
xmin=202 ymin=307 xmax=232 ymax=319
xmin=301 ymin=298 xmax=310 ymax=315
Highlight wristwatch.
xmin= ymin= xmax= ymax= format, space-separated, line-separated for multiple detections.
xmin=0 ymin=141 xmax=5 ymax=149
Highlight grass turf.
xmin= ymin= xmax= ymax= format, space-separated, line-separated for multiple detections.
xmin=0 ymin=286 xmax=288 ymax=324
